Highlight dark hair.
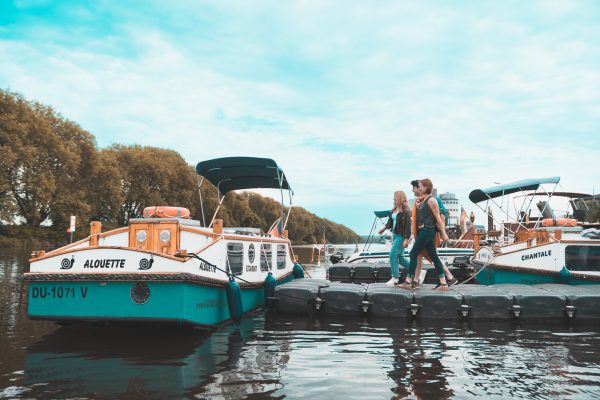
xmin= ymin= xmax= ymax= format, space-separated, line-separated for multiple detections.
xmin=410 ymin=180 xmax=419 ymax=188
xmin=420 ymin=178 xmax=433 ymax=195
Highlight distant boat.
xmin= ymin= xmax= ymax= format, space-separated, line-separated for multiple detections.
xmin=25 ymin=157 xmax=301 ymax=328
xmin=469 ymin=177 xmax=600 ymax=285
xmin=335 ymin=210 xmax=474 ymax=265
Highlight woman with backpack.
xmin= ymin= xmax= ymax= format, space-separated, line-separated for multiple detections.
xmin=378 ymin=190 xmax=411 ymax=285
xmin=409 ymin=179 xmax=458 ymax=288
xmin=398 ymin=178 xmax=450 ymax=291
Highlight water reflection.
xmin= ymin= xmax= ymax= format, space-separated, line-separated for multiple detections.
xmin=13 ymin=308 xmax=600 ymax=399
xmin=24 ymin=316 xmax=286 ymax=399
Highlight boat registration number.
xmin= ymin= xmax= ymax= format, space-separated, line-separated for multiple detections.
xmin=31 ymin=286 xmax=89 ymax=299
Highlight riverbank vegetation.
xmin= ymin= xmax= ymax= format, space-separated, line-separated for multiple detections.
xmin=0 ymin=89 xmax=359 ymax=247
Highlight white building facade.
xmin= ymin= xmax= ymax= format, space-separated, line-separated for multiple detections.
xmin=439 ymin=192 xmax=460 ymax=227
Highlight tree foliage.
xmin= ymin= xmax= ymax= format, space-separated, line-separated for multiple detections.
xmin=0 ymin=90 xmax=96 ymax=226
xmin=0 ymin=89 xmax=359 ymax=243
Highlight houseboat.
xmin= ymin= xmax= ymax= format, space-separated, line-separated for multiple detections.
xmin=25 ymin=157 xmax=301 ymax=327
xmin=470 ymin=177 xmax=600 ymax=285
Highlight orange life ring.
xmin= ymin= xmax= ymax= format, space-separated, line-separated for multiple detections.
xmin=541 ymin=218 xmax=577 ymax=227
xmin=143 ymin=206 xmax=191 ymax=219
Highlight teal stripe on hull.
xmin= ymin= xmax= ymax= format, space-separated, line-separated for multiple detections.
xmin=28 ymin=277 xmax=292 ymax=327
xmin=474 ymin=264 xmax=599 ymax=286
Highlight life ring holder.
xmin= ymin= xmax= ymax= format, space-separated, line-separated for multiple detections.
xmin=324 ymin=244 xmax=337 ymax=255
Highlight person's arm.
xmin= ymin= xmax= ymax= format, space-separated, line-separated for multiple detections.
xmin=378 ymin=216 xmax=392 ymax=235
xmin=428 ymin=198 xmax=449 ymax=242
xmin=402 ymin=212 xmax=411 ymax=246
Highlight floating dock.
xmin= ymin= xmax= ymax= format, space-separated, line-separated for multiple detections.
xmin=327 ymin=262 xmax=470 ymax=284
xmin=273 ymin=279 xmax=600 ymax=321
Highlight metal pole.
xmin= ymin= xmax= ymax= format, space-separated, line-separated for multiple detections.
xmin=209 ymin=196 xmax=225 ymax=228
xmin=196 ymin=175 xmax=206 ymax=227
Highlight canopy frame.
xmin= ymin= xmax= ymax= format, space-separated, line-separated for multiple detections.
xmin=468 ymin=177 xmax=561 ymax=239
xmin=362 ymin=210 xmax=391 ymax=252
xmin=195 ymin=157 xmax=293 ymax=231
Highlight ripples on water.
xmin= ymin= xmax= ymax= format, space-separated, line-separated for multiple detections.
xmin=1 ymin=248 xmax=600 ymax=399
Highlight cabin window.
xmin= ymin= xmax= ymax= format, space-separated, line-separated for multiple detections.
xmin=227 ymin=242 xmax=244 ymax=275
xmin=277 ymin=244 xmax=287 ymax=269
xmin=565 ymin=246 xmax=600 ymax=272
xmin=260 ymin=243 xmax=272 ymax=271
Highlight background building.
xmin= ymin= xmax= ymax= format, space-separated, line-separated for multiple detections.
xmin=439 ymin=192 xmax=460 ymax=227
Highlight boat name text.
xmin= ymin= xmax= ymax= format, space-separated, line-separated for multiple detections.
xmin=83 ymin=259 xmax=126 ymax=268
xmin=522 ymin=250 xmax=551 ymax=261
xmin=198 ymin=260 xmax=217 ymax=273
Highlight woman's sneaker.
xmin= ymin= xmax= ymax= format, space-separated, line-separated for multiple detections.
xmin=385 ymin=277 xmax=399 ymax=286
xmin=447 ymin=276 xmax=458 ymax=286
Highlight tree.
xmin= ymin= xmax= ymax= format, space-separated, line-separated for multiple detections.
xmin=106 ymin=145 xmax=201 ymax=225
xmin=87 ymin=150 xmax=124 ymax=224
xmin=0 ymin=89 xmax=95 ymax=227
xmin=0 ymin=89 xmax=360 ymax=243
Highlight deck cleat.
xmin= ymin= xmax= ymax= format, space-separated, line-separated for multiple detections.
xmin=360 ymin=300 xmax=371 ymax=313
xmin=459 ymin=304 xmax=471 ymax=318
xmin=409 ymin=303 xmax=420 ymax=316
xmin=564 ymin=305 xmax=576 ymax=318
xmin=512 ymin=304 xmax=522 ymax=318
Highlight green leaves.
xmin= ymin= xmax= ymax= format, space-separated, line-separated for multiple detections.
xmin=0 ymin=89 xmax=359 ymax=243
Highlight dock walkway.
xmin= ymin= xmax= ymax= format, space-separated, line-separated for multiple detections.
xmin=273 ymin=278 xmax=600 ymax=321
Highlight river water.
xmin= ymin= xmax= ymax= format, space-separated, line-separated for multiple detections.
xmin=1 ymin=247 xmax=600 ymax=399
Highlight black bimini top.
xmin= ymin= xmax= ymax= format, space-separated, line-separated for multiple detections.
xmin=195 ymin=157 xmax=291 ymax=195
xmin=469 ymin=177 xmax=560 ymax=204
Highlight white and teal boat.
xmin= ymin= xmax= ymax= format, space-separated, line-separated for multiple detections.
xmin=470 ymin=177 xmax=600 ymax=285
xmin=341 ymin=210 xmax=473 ymax=265
xmin=25 ymin=157 xmax=301 ymax=328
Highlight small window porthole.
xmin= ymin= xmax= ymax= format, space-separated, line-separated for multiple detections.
xmin=136 ymin=230 xmax=147 ymax=243
xmin=131 ymin=282 xmax=150 ymax=304
xmin=248 ymin=243 xmax=255 ymax=263
xmin=159 ymin=230 xmax=171 ymax=243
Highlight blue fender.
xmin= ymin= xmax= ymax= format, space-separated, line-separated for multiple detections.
xmin=558 ymin=266 xmax=571 ymax=284
xmin=293 ymin=262 xmax=305 ymax=279
xmin=226 ymin=277 xmax=243 ymax=322
xmin=264 ymin=272 xmax=276 ymax=307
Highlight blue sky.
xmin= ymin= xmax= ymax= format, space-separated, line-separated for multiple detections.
xmin=1 ymin=1 xmax=599 ymax=233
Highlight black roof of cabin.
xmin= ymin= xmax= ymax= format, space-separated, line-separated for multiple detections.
xmin=195 ymin=157 xmax=291 ymax=195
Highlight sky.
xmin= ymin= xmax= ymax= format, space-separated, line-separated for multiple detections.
xmin=1 ymin=0 xmax=599 ymax=234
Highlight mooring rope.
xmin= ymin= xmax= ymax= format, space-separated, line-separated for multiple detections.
xmin=455 ymin=252 xmax=497 ymax=286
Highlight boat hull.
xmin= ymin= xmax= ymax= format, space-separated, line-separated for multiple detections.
xmin=27 ymin=275 xmax=294 ymax=328
xmin=473 ymin=261 xmax=600 ymax=286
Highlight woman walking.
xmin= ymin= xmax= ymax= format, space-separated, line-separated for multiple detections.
xmin=398 ymin=179 xmax=450 ymax=291
xmin=378 ymin=191 xmax=411 ymax=285
xmin=409 ymin=179 xmax=458 ymax=287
